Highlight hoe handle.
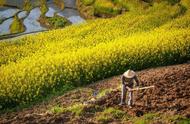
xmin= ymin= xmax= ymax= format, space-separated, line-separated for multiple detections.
xmin=127 ymin=86 xmax=155 ymax=91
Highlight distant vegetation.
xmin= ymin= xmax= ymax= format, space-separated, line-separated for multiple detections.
xmin=0 ymin=0 xmax=190 ymax=109
xmin=53 ymin=0 xmax=65 ymax=10
xmin=10 ymin=15 xmax=25 ymax=34
xmin=77 ymin=0 xmax=184 ymax=18
xmin=39 ymin=15 xmax=71 ymax=29
xmin=23 ymin=0 xmax=33 ymax=12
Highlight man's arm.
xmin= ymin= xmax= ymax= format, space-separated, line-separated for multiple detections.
xmin=121 ymin=75 xmax=126 ymax=85
xmin=134 ymin=75 xmax=140 ymax=87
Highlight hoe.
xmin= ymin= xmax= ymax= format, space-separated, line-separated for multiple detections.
xmin=126 ymin=85 xmax=155 ymax=91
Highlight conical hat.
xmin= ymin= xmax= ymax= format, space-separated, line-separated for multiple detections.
xmin=123 ymin=70 xmax=136 ymax=78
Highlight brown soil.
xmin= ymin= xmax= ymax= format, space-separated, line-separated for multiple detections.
xmin=0 ymin=63 xmax=190 ymax=124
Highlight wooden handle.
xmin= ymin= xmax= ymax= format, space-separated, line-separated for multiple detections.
xmin=127 ymin=86 xmax=155 ymax=91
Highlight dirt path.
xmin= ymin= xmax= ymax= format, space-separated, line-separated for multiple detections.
xmin=0 ymin=63 xmax=190 ymax=124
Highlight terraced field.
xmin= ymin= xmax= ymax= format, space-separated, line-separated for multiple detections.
xmin=0 ymin=2 xmax=190 ymax=123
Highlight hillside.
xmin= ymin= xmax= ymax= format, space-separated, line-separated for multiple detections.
xmin=0 ymin=0 xmax=190 ymax=116
xmin=0 ymin=63 xmax=190 ymax=123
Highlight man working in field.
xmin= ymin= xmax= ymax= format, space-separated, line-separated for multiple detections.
xmin=119 ymin=70 xmax=140 ymax=107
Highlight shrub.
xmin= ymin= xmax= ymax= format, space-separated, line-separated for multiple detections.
xmin=66 ymin=104 xmax=85 ymax=116
xmin=49 ymin=105 xmax=65 ymax=114
xmin=47 ymin=15 xmax=68 ymax=28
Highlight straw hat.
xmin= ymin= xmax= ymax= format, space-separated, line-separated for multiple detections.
xmin=123 ymin=70 xmax=136 ymax=78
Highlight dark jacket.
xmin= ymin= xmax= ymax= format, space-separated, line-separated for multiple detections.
xmin=121 ymin=75 xmax=140 ymax=88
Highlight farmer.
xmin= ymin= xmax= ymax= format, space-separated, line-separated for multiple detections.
xmin=119 ymin=70 xmax=140 ymax=107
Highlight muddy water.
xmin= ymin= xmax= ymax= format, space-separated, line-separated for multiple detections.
xmin=0 ymin=18 xmax=13 ymax=35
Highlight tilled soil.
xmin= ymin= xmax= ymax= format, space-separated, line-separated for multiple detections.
xmin=0 ymin=63 xmax=190 ymax=124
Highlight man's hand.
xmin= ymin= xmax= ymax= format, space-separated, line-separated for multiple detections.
xmin=126 ymin=86 xmax=132 ymax=91
xmin=136 ymin=87 xmax=139 ymax=91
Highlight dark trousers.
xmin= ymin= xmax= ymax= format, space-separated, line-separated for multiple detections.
xmin=120 ymin=84 xmax=133 ymax=106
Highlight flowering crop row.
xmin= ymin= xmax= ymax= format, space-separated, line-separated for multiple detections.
xmin=0 ymin=2 xmax=185 ymax=67
xmin=0 ymin=27 xmax=190 ymax=108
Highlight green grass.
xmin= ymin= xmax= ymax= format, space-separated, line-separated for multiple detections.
xmin=49 ymin=105 xmax=65 ymax=114
xmin=66 ymin=104 xmax=85 ymax=116
xmin=96 ymin=89 xmax=112 ymax=99
xmin=0 ymin=0 xmax=190 ymax=109
xmin=96 ymin=107 xmax=125 ymax=123
xmin=132 ymin=113 xmax=159 ymax=124
xmin=49 ymin=104 xmax=85 ymax=115
xmin=131 ymin=113 xmax=190 ymax=124
xmin=175 ymin=118 xmax=190 ymax=124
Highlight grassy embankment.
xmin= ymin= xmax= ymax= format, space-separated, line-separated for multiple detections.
xmin=39 ymin=0 xmax=70 ymax=29
xmin=0 ymin=0 xmax=190 ymax=109
xmin=10 ymin=15 xmax=25 ymax=34
xmin=77 ymin=0 xmax=183 ymax=18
